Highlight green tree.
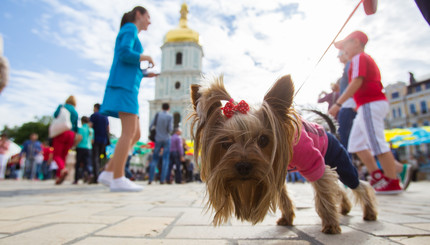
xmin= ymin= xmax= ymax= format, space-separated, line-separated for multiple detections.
xmin=1 ymin=116 xmax=51 ymax=145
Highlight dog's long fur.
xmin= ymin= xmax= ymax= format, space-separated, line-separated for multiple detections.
xmin=190 ymin=75 xmax=377 ymax=234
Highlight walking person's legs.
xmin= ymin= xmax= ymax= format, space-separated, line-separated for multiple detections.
xmin=92 ymin=143 xmax=102 ymax=180
xmin=53 ymin=131 xmax=75 ymax=185
xmin=106 ymin=113 xmax=142 ymax=192
xmin=24 ymin=159 xmax=32 ymax=179
xmin=173 ymin=152 xmax=182 ymax=184
xmin=349 ymin=101 xmax=401 ymax=194
xmin=104 ymin=114 xmax=135 ymax=176
xmin=160 ymin=140 xmax=171 ymax=183
xmin=124 ymin=127 xmax=140 ymax=180
xmin=74 ymin=148 xmax=82 ymax=183
xmin=338 ymin=107 xmax=356 ymax=150
xmin=149 ymin=143 xmax=163 ymax=184
xmin=31 ymin=160 xmax=39 ymax=180
xmin=84 ymin=149 xmax=93 ymax=182
xmin=167 ymin=154 xmax=174 ymax=183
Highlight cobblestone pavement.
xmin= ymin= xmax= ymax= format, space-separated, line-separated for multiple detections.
xmin=0 ymin=180 xmax=429 ymax=244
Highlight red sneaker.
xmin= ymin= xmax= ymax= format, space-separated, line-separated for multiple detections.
xmin=369 ymin=169 xmax=384 ymax=187
xmin=374 ymin=177 xmax=403 ymax=195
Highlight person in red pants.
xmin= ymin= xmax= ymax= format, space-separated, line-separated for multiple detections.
xmin=52 ymin=96 xmax=79 ymax=185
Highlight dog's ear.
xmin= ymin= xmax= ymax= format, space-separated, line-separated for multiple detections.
xmin=190 ymin=76 xmax=229 ymax=120
xmin=190 ymin=84 xmax=201 ymax=111
xmin=263 ymin=74 xmax=294 ymax=120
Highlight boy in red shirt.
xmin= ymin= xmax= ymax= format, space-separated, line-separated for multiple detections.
xmin=329 ymin=31 xmax=402 ymax=194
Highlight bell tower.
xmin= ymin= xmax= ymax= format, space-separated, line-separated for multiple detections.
xmin=149 ymin=2 xmax=203 ymax=140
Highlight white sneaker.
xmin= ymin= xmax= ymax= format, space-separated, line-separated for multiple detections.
xmin=97 ymin=171 xmax=113 ymax=187
xmin=110 ymin=177 xmax=143 ymax=192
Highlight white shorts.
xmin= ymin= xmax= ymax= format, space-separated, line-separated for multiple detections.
xmin=348 ymin=100 xmax=390 ymax=155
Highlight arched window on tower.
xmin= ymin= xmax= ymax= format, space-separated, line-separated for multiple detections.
xmin=176 ymin=52 xmax=183 ymax=65
xmin=173 ymin=112 xmax=181 ymax=129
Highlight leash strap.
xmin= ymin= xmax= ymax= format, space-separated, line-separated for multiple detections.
xmin=295 ymin=0 xmax=364 ymax=96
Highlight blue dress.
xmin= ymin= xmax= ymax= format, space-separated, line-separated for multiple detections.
xmin=101 ymin=23 xmax=144 ymax=118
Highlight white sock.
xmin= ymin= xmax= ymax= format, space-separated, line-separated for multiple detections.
xmin=112 ymin=176 xmax=126 ymax=183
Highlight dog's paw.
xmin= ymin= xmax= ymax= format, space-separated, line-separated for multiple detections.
xmin=363 ymin=203 xmax=378 ymax=221
xmin=276 ymin=216 xmax=293 ymax=226
xmin=363 ymin=211 xmax=377 ymax=221
xmin=341 ymin=206 xmax=351 ymax=216
xmin=321 ymin=225 xmax=341 ymax=234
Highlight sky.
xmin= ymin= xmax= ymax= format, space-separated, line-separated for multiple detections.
xmin=1 ymin=0 xmax=429 ymax=141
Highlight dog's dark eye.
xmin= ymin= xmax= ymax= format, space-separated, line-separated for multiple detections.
xmin=257 ymin=135 xmax=269 ymax=148
xmin=222 ymin=141 xmax=233 ymax=150
xmin=221 ymin=138 xmax=233 ymax=150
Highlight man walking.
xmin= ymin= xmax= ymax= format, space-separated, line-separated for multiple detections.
xmin=90 ymin=103 xmax=109 ymax=183
xmin=21 ymin=133 xmax=42 ymax=179
xmin=148 ymin=103 xmax=173 ymax=184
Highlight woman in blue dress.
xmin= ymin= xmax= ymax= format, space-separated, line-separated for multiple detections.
xmin=98 ymin=6 xmax=157 ymax=192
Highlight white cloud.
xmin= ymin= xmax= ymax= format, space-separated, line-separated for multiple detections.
xmin=0 ymin=69 xmax=79 ymax=126
xmin=2 ymin=0 xmax=430 ymax=140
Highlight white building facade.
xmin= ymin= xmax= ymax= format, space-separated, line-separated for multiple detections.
xmin=148 ymin=3 xmax=203 ymax=140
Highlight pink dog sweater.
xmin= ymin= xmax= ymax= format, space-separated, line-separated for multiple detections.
xmin=288 ymin=119 xmax=328 ymax=182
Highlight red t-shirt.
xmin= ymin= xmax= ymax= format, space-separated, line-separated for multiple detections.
xmin=42 ymin=146 xmax=54 ymax=161
xmin=348 ymin=52 xmax=387 ymax=108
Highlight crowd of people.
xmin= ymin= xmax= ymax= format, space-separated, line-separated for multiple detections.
xmin=0 ymin=98 xmax=199 ymax=188
xmin=0 ymin=100 xmax=110 ymax=184
xmin=0 ymin=6 xmax=199 ymax=191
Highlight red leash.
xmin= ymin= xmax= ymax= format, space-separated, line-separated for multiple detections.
xmin=295 ymin=0 xmax=364 ymax=96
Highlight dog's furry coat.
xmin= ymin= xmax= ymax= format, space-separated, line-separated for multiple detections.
xmin=190 ymin=75 xmax=377 ymax=234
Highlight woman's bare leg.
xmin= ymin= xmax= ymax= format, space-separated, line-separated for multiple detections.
xmin=110 ymin=112 xmax=138 ymax=179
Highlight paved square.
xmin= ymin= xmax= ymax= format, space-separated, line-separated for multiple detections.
xmin=0 ymin=180 xmax=429 ymax=244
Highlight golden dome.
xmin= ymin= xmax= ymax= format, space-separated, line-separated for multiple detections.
xmin=164 ymin=3 xmax=199 ymax=44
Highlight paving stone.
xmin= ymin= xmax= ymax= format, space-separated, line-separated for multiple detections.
xmin=390 ymin=236 xmax=430 ymax=245
xmin=96 ymin=217 xmax=175 ymax=237
xmin=346 ymin=217 xmax=430 ymax=236
xmin=416 ymin=214 xmax=430 ymax=220
xmin=0 ymin=205 xmax=64 ymax=220
xmin=26 ymin=210 xmax=124 ymax=224
xmin=238 ymin=240 xmax=310 ymax=245
xmin=75 ymin=237 xmax=230 ymax=244
xmin=377 ymin=213 xmax=430 ymax=224
xmin=404 ymin=223 xmax=430 ymax=231
xmin=175 ymin=210 xmax=213 ymax=225
xmin=0 ymin=223 xmax=105 ymax=244
xmin=0 ymin=220 xmax=51 ymax=233
xmin=96 ymin=204 xmax=155 ymax=216
xmin=166 ymin=225 xmax=297 ymax=239
xmin=297 ymin=225 xmax=391 ymax=244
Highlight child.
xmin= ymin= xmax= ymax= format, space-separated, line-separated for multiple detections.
xmin=329 ymin=31 xmax=403 ymax=194
xmin=74 ymin=116 xmax=94 ymax=184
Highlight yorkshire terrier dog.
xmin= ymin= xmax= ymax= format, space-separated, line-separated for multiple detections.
xmin=190 ymin=75 xmax=377 ymax=234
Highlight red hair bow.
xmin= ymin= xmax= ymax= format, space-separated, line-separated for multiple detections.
xmin=222 ymin=99 xmax=250 ymax=118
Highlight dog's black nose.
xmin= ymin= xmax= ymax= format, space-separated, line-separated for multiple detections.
xmin=235 ymin=162 xmax=253 ymax=176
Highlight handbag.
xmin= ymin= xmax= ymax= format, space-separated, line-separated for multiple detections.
xmin=148 ymin=113 xmax=159 ymax=142
xmin=49 ymin=105 xmax=72 ymax=138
